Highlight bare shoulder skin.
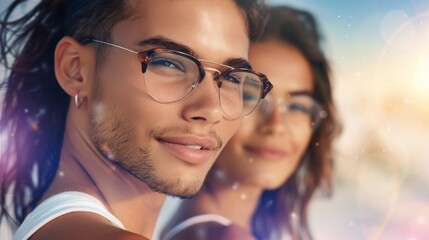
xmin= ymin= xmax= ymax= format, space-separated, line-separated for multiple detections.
xmin=29 ymin=212 xmax=149 ymax=240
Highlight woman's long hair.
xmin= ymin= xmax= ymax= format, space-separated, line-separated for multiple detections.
xmin=251 ymin=6 xmax=341 ymax=240
xmin=0 ymin=0 xmax=267 ymax=227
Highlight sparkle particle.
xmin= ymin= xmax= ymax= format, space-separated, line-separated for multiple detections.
xmin=232 ymin=182 xmax=240 ymax=190
xmin=214 ymin=169 xmax=227 ymax=181
xmin=100 ymin=144 xmax=116 ymax=161
xmin=265 ymin=200 xmax=274 ymax=208
xmin=240 ymin=193 xmax=247 ymax=200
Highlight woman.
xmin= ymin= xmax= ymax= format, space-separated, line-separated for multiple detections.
xmin=161 ymin=6 xmax=341 ymax=240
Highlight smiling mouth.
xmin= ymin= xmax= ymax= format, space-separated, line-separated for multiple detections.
xmin=157 ymin=136 xmax=220 ymax=165
xmin=244 ymin=145 xmax=287 ymax=160
xmin=185 ymin=145 xmax=205 ymax=150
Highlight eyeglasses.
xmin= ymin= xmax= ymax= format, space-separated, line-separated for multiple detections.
xmin=256 ymin=94 xmax=327 ymax=130
xmin=80 ymin=38 xmax=273 ymax=120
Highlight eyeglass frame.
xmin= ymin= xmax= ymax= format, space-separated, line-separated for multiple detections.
xmin=80 ymin=38 xmax=274 ymax=119
xmin=257 ymin=93 xmax=328 ymax=130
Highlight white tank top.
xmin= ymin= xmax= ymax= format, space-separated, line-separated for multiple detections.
xmin=13 ymin=191 xmax=125 ymax=240
xmin=162 ymin=214 xmax=232 ymax=240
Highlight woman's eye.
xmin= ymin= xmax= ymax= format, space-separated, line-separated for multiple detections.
xmin=289 ymin=103 xmax=311 ymax=114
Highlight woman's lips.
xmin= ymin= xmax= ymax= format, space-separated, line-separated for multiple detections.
xmin=244 ymin=145 xmax=287 ymax=160
xmin=157 ymin=135 xmax=219 ymax=165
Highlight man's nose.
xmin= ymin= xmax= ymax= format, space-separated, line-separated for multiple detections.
xmin=181 ymin=70 xmax=224 ymax=123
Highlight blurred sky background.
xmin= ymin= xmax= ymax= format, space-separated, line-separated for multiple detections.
xmin=1 ymin=0 xmax=429 ymax=240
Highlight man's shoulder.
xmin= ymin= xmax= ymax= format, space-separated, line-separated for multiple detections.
xmin=29 ymin=212 xmax=149 ymax=240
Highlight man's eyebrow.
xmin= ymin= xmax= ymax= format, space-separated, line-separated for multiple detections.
xmin=136 ymin=37 xmax=196 ymax=56
xmin=224 ymin=58 xmax=252 ymax=70
xmin=136 ymin=37 xmax=253 ymax=69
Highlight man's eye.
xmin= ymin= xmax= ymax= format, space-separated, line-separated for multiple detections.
xmin=150 ymin=58 xmax=186 ymax=72
xmin=243 ymin=92 xmax=258 ymax=102
xmin=224 ymin=73 xmax=241 ymax=84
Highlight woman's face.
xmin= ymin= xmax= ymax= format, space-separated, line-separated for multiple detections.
xmin=214 ymin=40 xmax=314 ymax=189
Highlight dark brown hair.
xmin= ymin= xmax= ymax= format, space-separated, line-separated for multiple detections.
xmin=0 ymin=0 xmax=267 ymax=226
xmin=250 ymin=6 xmax=341 ymax=240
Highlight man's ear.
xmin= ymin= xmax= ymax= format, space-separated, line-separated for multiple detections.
xmin=55 ymin=36 xmax=93 ymax=99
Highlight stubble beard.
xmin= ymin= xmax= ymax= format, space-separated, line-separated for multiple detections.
xmin=88 ymin=100 xmax=202 ymax=199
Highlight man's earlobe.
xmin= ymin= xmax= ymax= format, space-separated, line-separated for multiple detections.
xmin=54 ymin=36 xmax=89 ymax=98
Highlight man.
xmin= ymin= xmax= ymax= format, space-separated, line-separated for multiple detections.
xmin=0 ymin=0 xmax=271 ymax=239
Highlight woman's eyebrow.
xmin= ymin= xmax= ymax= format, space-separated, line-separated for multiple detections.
xmin=289 ymin=90 xmax=314 ymax=97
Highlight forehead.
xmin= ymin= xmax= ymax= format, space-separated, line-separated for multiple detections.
xmin=249 ymin=41 xmax=314 ymax=96
xmin=111 ymin=0 xmax=250 ymax=62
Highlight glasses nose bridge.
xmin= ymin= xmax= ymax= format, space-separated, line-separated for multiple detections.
xmin=276 ymin=99 xmax=289 ymax=115
xmin=265 ymin=97 xmax=289 ymax=116
xmin=199 ymin=59 xmax=232 ymax=80
xmin=259 ymin=99 xmax=293 ymax=126
xmin=203 ymin=67 xmax=222 ymax=79
xmin=201 ymin=67 xmax=224 ymax=91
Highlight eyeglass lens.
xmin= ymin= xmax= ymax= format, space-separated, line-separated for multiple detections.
xmin=257 ymin=95 xmax=326 ymax=129
xmin=141 ymin=51 xmax=264 ymax=119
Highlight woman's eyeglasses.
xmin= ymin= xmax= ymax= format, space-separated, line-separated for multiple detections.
xmin=257 ymin=94 xmax=327 ymax=130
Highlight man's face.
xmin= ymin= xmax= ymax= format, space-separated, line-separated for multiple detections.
xmin=88 ymin=0 xmax=249 ymax=198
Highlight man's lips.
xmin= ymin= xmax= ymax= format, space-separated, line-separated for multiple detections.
xmin=157 ymin=135 xmax=221 ymax=165
xmin=244 ymin=145 xmax=287 ymax=160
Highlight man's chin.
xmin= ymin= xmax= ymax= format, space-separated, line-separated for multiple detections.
xmin=144 ymin=177 xmax=204 ymax=199
xmin=166 ymin=191 xmax=200 ymax=200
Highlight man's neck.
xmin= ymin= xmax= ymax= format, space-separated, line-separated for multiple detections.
xmin=44 ymin=104 xmax=165 ymax=238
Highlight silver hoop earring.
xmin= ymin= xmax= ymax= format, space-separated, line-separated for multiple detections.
xmin=74 ymin=93 xmax=83 ymax=108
